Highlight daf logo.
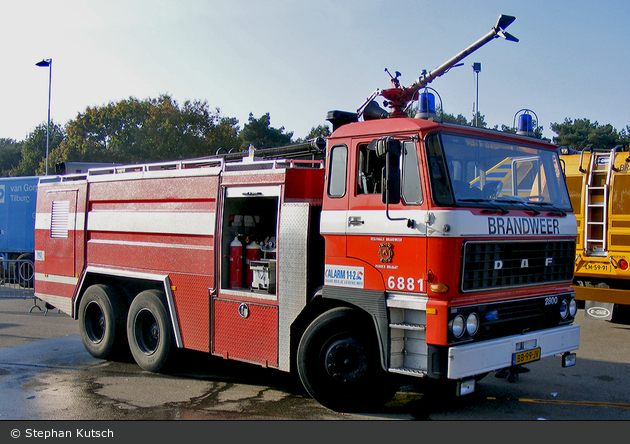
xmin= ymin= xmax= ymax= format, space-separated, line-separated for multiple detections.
xmin=494 ymin=258 xmax=553 ymax=270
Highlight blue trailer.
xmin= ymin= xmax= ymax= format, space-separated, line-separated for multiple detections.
xmin=0 ymin=176 xmax=38 ymax=287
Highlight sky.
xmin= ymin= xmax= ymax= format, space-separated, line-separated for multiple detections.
xmin=2 ymin=0 xmax=630 ymax=144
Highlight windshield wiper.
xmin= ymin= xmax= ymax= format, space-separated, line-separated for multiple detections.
xmin=493 ymin=198 xmax=541 ymax=216
xmin=458 ymin=198 xmax=509 ymax=215
xmin=527 ymin=201 xmax=567 ymax=216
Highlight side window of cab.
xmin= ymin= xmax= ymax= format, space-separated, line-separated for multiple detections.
xmin=328 ymin=145 xmax=348 ymax=198
xmin=401 ymin=140 xmax=422 ymax=205
xmin=356 ymin=143 xmax=385 ymax=195
xmin=356 ymin=139 xmax=422 ymax=205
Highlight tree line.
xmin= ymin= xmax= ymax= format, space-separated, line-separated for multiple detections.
xmin=0 ymin=94 xmax=330 ymax=177
xmin=442 ymin=110 xmax=630 ymax=150
xmin=1 ymin=93 xmax=628 ymax=177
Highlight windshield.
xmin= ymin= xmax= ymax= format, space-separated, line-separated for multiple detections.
xmin=426 ymin=132 xmax=572 ymax=212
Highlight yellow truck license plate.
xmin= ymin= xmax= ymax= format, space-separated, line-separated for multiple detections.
xmin=512 ymin=348 xmax=541 ymax=365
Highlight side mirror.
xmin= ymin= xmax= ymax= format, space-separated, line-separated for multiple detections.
xmin=378 ymin=137 xmax=401 ymax=205
xmin=370 ymin=137 xmax=401 ymax=158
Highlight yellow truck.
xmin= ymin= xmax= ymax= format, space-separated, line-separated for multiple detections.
xmin=560 ymin=145 xmax=630 ymax=321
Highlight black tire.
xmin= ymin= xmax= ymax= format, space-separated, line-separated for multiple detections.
xmin=612 ymin=304 xmax=630 ymax=324
xmin=127 ymin=290 xmax=173 ymax=372
xmin=78 ymin=284 xmax=127 ymax=360
xmin=297 ymin=307 xmax=396 ymax=412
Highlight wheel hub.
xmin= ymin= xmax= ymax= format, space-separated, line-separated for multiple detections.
xmin=136 ymin=308 xmax=160 ymax=355
xmin=85 ymin=301 xmax=105 ymax=343
xmin=325 ymin=338 xmax=367 ymax=383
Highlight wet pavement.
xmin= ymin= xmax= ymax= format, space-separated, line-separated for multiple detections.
xmin=0 ymin=298 xmax=407 ymax=421
xmin=1 ymin=298 xmax=630 ymax=422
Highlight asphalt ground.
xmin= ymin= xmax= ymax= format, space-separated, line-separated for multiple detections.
xmin=0 ymin=297 xmax=78 ymax=348
xmin=1 ymin=296 xmax=629 ymax=425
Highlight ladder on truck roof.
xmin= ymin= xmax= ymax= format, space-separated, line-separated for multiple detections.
xmin=38 ymin=137 xmax=327 ymax=184
xmin=579 ymin=145 xmax=623 ymax=256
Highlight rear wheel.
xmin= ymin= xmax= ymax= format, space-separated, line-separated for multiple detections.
xmin=78 ymin=284 xmax=127 ymax=360
xmin=127 ymin=290 xmax=173 ymax=372
xmin=297 ymin=307 xmax=395 ymax=412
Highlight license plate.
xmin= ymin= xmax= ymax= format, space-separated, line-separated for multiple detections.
xmin=583 ymin=262 xmax=610 ymax=272
xmin=512 ymin=348 xmax=541 ymax=365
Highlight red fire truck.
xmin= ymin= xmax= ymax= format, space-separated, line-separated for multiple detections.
xmin=33 ymin=15 xmax=579 ymax=412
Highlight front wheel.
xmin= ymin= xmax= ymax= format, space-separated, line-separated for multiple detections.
xmin=127 ymin=290 xmax=173 ymax=372
xmin=297 ymin=307 xmax=395 ymax=412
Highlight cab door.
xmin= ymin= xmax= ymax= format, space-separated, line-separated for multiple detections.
xmin=346 ymin=138 xmax=428 ymax=294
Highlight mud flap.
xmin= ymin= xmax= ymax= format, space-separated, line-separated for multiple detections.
xmin=584 ymin=300 xmax=614 ymax=321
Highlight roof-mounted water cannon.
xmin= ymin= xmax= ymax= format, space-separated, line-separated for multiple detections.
xmin=385 ymin=68 xmax=402 ymax=88
xmin=514 ymin=109 xmax=538 ymax=137
xmin=357 ymin=14 xmax=518 ymax=120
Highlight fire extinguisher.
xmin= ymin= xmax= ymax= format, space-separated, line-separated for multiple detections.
xmin=228 ymin=235 xmax=243 ymax=288
xmin=245 ymin=240 xmax=262 ymax=288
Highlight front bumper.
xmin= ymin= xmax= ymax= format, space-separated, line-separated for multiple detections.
xmin=447 ymin=323 xmax=580 ymax=379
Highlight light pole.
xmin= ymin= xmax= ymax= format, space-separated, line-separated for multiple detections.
xmin=35 ymin=58 xmax=52 ymax=176
xmin=472 ymin=62 xmax=481 ymax=127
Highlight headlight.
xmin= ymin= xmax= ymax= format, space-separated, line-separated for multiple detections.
xmin=569 ymin=298 xmax=578 ymax=317
xmin=451 ymin=314 xmax=465 ymax=338
xmin=466 ymin=312 xmax=479 ymax=336
xmin=559 ymin=299 xmax=569 ymax=319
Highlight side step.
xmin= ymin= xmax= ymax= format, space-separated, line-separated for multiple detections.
xmin=388 ymin=367 xmax=427 ymax=376
xmin=389 ymin=322 xmax=426 ymax=331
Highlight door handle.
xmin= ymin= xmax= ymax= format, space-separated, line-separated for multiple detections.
xmin=348 ymin=216 xmax=364 ymax=226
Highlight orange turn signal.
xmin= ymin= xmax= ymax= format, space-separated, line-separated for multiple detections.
xmin=430 ymin=283 xmax=449 ymax=293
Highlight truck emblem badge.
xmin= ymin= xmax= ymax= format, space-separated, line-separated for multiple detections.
xmin=238 ymin=303 xmax=250 ymax=319
xmin=378 ymin=243 xmax=394 ymax=263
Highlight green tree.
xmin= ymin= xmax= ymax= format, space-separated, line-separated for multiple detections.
xmin=470 ymin=111 xmax=488 ymax=128
xmin=441 ymin=110 xmax=545 ymax=138
xmin=49 ymin=95 xmax=239 ymax=167
xmin=0 ymin=138 xmax=24 ymax=176
xmin=301 ymin=124 xmax=331 ymax=141
xmin=237 ymin=113 xmax=293 ymax=150
xmin=550 ymin=118 xmax=620 ymax=151
xmin=442 ymin=112 xmax=473 ymax=125
xmin=500 ymin=124 xmax=516 ymax=134
xmin=618 ymin=125 xmax=630 ymax=147
xmin=11 ymin=122 xmax=65 ymax=176
xmin=436 ymin=109 xmax=489 ymax=128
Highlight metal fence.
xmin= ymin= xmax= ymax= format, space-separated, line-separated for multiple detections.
xmin=0 ymin=258 xmax=34 ymax=299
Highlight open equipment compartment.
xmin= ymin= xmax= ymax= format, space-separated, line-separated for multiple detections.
xmin=220 ymin=185 xmax=280 ymax=293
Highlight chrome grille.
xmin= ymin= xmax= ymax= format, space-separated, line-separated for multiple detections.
xmin=461 ymin=239 xmax=575 ymax=292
